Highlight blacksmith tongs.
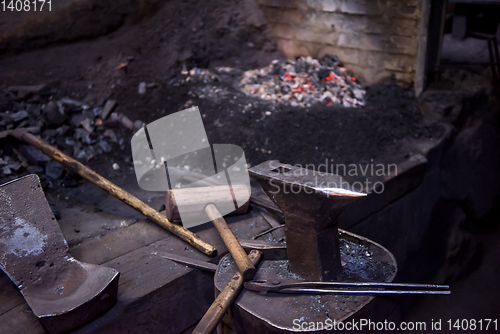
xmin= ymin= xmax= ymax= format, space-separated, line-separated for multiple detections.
xmin=244 ymin=279 xmax=450 ymax=295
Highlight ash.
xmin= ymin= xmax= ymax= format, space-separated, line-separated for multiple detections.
xmin=337 ymin=238 xmax=392 ymax=282
xmin=268 ymin=260 xmax=302 ymax=281
xmin=219 ymin=255 xmax=233 ymax=271
xmin=240 ymin=55 xmax=365 ymax=108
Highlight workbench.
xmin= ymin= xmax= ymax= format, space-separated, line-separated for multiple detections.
xmin=0 ymin=199 xmax=274 ymax=334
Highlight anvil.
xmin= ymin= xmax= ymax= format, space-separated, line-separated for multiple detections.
xmin=249 ymin=161 xmax=365 ymax=281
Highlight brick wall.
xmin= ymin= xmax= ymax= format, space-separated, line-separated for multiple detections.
xmin=257 ymin=0 xmax=423 ymax=85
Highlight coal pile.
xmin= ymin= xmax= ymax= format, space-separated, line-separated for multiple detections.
xmin=0 ymin=84 xmax=144 ymax=183
xmin=240 ymin=55 xmax=366 ymax=108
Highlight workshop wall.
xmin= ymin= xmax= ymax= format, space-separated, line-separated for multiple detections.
xmin=0 ymin=0 xmax=161 ymax=52
xmin=257 ymin=0 xmax=423 ymax=85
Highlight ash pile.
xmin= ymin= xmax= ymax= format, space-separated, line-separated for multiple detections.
xmin=0 ymin=84 xmax=144 ymax=184
xmin=240 ymin=55 xmax=366 ymax=108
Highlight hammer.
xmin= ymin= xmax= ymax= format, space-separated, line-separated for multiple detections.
xmin=0 ymin=128 xmax=217 ymax=256
xmin=166 ymin=185 xmax=256 ymax=280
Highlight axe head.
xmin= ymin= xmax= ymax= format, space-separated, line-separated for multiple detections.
xmin=0 ymin=175 xmax=119 ymax=334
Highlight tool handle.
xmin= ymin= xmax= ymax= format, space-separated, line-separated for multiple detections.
xmin=193 ymin=250 xmax=262 ymax=334
xmin=17 ymin=131 xmax=217 ymax=257
xmin=205 ymin=204 xmax=256 ymax=280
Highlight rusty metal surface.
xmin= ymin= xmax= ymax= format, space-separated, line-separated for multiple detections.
xmin=0 ymin=174 xmax=119 ymax=334
xmin=249 ymin=161 xmax=365 ymax=281
xmin=215 ymin=229 xmax=398 ymax=334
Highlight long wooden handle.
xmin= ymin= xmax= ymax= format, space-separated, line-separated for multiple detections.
xmin=16 ymin=131 xmax=217 ymax=257
xmin=193 ymin=250 xmax=262 ymax=334
xmin=205 ymin=204 xmax=256 ymax=280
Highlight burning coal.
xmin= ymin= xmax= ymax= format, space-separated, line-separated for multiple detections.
xmin=240 ymin=55 xmax=365 ymax=107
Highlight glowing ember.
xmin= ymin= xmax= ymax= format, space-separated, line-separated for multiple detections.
xmin=240 ymin=55 xmax=365 ymax=108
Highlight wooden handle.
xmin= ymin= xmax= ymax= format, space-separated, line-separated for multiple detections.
xmin=193 ymin=250 xmax=262 ymax=334
xmin=16 ymin=131 xmax=217 ymax=257
xmin=205 ymin=203 xmax=256 ymax=280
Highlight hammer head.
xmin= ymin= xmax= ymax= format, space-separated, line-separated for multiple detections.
xmin=165 ymin=185 xmax=250 ymax=224
xmin=0 ymin=175 xmax=119 ymax=334
xmin=249 ymin=161 xmax=365 ymax=281
xmin=131 ymin=107 xmax=251 ymax=228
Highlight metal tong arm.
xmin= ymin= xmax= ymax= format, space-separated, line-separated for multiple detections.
xmin=244 ymin=280 xmax=450 ymax=295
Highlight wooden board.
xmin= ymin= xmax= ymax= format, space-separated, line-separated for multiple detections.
xmin=0 ymin=208 xmax=273 ymax=334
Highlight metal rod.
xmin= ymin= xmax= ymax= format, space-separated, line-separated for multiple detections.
xmin=251 ymin=225 xmax=285 ymax=240
xmin=193 ymin=250 xmax=262 ymax=334
xmin=278 ymin=281 xmax=449 ymax=290
xmin=153 ymin=251 xmax=218 ymax=273
xmin=6 ymin=129 xmax=217 ymax=256
xmin=440 ymin=62 xmax=500 ymax=66
xmin=245 ymin=280 xmax=450 ymax=295
xmin=278 ymin=288 xmax=450 ymax=295
xmin=250 ymin=195 xmax=282 ymax=216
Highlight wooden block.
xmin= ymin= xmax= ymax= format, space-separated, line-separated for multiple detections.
xmin=70 ymin=220 xmax=171 ymax=264
xmin=0 ymin=275 xmax=24 ymax=316
xmin=73 ymin=213 xmax=269 ymax=333
xmin=0 ymin=303 xmax=42 ymax=334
